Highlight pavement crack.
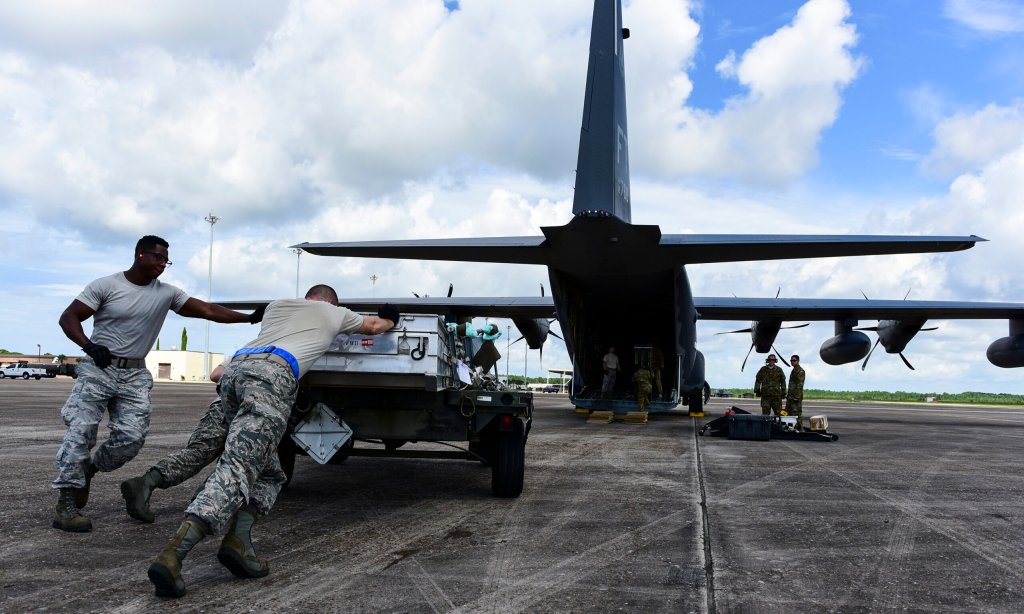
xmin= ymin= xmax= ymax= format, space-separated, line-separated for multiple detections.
xmin=693 ymin=419 xmax=717 ymax=614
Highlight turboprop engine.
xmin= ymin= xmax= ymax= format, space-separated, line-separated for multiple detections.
xmin=857 ymin=317 xmax=936 ymax=370
xmin=717 ymin=319 xmax=808 ymax=370
xmin=987 ymin=320 xmax=1024 ymax=368
xmin=819 ymin=320 xmax=872 ymax=365
xmin=511 ymin=317 xmax=561 ymax=350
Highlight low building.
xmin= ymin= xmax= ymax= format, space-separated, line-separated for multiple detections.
xmin=146 ymin=350 xmax=225 ymax=382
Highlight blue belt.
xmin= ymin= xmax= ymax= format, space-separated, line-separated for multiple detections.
xmin=232 ymin=346 xmax=300 ymax=379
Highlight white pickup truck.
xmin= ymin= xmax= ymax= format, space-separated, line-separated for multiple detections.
xmin=0 ymin=362 xmax=46 ymax=380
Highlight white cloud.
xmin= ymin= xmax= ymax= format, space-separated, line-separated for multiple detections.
xmin=944 ymin=0 xmax=1024 ymax=34
xmin=628 ymin=0 xmax=862 ymax=186
xmin=0 ymin=0 xmax=288 ymax=63
xmin=921 ymin=102 xmax=1024 ymax=178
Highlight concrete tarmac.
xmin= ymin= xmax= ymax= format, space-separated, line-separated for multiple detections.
xmin=2 ymin=379 xmax=1023 ymax=612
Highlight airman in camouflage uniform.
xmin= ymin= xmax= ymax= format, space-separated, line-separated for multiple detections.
xmin=632 ymin=367 xmax=652 ymax=412
xmin=120 ymin=363 xmax=230 ymax=523
xmin=148 ymin=285 xmax=400 ymax=599
xmin=52 ymin=236 xmax=257 ymax=533
xmin=184 ymin=358 xmax=294 ymax=533
xmin=786 ymin=355 xmax=806 ymax=431
xmin=754 ymin=354 xmax=787 ymax=416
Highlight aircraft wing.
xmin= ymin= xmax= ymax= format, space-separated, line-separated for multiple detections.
xmin=694 ymin=297 xmax=1024 ymax=321
xmin=216 ymin=297 xmax=556 ymax=319
xmin=295 ymin=237 xmax=550 ymax=265
xmin=658 ymin=234 xmax=982 ymax=265
xmin=295 ymin=233 xmax=983 ymax=272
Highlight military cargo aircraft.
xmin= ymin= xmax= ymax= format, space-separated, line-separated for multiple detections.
xmin=291 ymin=0 xmax=1024 ymax=414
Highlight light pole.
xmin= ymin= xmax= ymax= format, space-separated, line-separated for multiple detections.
xmin=293 ymin=248 xmax=302 ymax=298
xmin=204 ymin=212 xmax=220 ymax=379
xmin=524 ymin=346 xmax=528 ymax=388
xmin=505 ymin=325 xmax=510 ymax=385
xmin=370 ymin=274 xmax=379 ymax=298
xmin=37 ymin=344 xmax=41 ymax=361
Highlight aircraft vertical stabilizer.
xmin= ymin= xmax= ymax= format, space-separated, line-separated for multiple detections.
xmin=572 ymin=0 xmax=631 ymax=223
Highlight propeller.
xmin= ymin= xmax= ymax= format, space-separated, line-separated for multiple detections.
xmin=858 ymin=288 xmax=936 ymax=371
xmin=860 ymin=337 xmax=881 ymax=370
xmin=413 ymin=283 xmax=455 ymax=299
xmin=740 ymin=344 xmax=755 ymax=371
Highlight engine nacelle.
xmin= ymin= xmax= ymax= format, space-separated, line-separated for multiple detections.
xmin=875 ymin=318 xmax=928 ymax=354
xmin=820 ymin=331 xmax=871 ymax=365
xmin=751 ymin=320 xmax=783 ymax=353
xmin=511 ymin=317 xmax=550 ymax=349
xmin=987 ymin=336 xmax=1024 ymax=368
xmin=987 ymin=320 xmax=1024 ymax=368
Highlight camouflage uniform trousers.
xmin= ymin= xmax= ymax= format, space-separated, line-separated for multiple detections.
xmin=186 ymin=359 xmax=295 ymax=533
xmin=52 ymin=358 xmax=153 ymax=489
xmin=600 ymin=369 xmax=617 ymax=398
xmin=636 ymin=384 xmax=652 ymax=411
xmin=651 ymin=371 xmax=663 ymax=400
xmin=786 ymin=398 xmax=803 ymax=429
xmin=760 ymin=395 xmax=783 ymax=416
xmin=152 ymin=398 xmax=228 ymax=487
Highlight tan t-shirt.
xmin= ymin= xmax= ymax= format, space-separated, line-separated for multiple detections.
xmin=238 ymin=299 xmax=364 ymax=377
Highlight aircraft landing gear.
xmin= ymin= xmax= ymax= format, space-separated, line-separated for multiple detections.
xmin=687 ymin=387 xmax=705 ymax=416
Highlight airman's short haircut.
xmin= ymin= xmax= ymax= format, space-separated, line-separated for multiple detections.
xmin=136 ymin=235 xmax=169 ymax=254
xmin=305 ymin=284 xmax=339 ymax=305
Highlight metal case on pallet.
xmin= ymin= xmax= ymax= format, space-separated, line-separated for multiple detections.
xmin=727 ymin=413 xmax=771 ymax=441
xmin=304 ymin=314 xmax=457 ymax=391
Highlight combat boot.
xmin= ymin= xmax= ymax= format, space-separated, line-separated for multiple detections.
xmin=52 ymin=488 xmax=92 ymax=532
xmin=217 ymin=506 xmax=269 ymax=578
xmin=73 ymin=463 xmax=98 ymax=509
xmin=148 ymin=518 xmax=207 ymax=598
xmin=120 ymin=469 xmax=163 ymax=523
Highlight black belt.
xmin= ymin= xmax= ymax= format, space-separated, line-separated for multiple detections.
xmin=111 ymin=357 xmax=146 ymax=369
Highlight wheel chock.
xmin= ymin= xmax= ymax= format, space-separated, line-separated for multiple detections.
xmin=586 ymin=410 xmax=615 ymax=424
xmin=623 ymin=411 xmax=648 ymax=425
xmin=575 ymin=406 xmax=591 ymax=414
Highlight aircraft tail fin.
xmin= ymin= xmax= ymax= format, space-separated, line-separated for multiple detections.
xmin=572 ymin=0 xmax=631 ymax=223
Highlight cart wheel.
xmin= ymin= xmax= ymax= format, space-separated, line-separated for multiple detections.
xmin=492 ymin=419 xmax=525 ymax=498
xmin=830 ymin=433 xmax=839 ymax=442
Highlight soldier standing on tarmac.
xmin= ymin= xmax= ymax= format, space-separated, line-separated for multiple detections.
xmin=754 ymin=354 xmax=787 ymax=416
xmin=120 ymin=359 xmax=230 ymax=523
xmin=147 ymin=284 xmax=398 ymax=599
xmin=51 ymin=235 xmax=262 ymax=533
xmin=786 ymin=355 xmax=806 ymax=431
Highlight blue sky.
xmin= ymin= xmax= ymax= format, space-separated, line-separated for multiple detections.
xmin=2 ymin=0 xmax=1024 ymax=393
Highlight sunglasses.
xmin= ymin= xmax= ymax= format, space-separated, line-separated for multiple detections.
xmin=141 ymin=251 xmax=173 ymax=266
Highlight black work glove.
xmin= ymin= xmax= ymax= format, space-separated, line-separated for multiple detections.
xmin=248 ymin=304 xmax=267 ymax=324
xmin=83 ymin=342 xmax=112 ymax=369
xmin=377 ymin=303 xmax=400 ymax=324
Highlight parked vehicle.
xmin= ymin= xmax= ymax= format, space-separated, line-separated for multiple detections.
xmin=0 ymin=363 xmax=46 ymax=380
